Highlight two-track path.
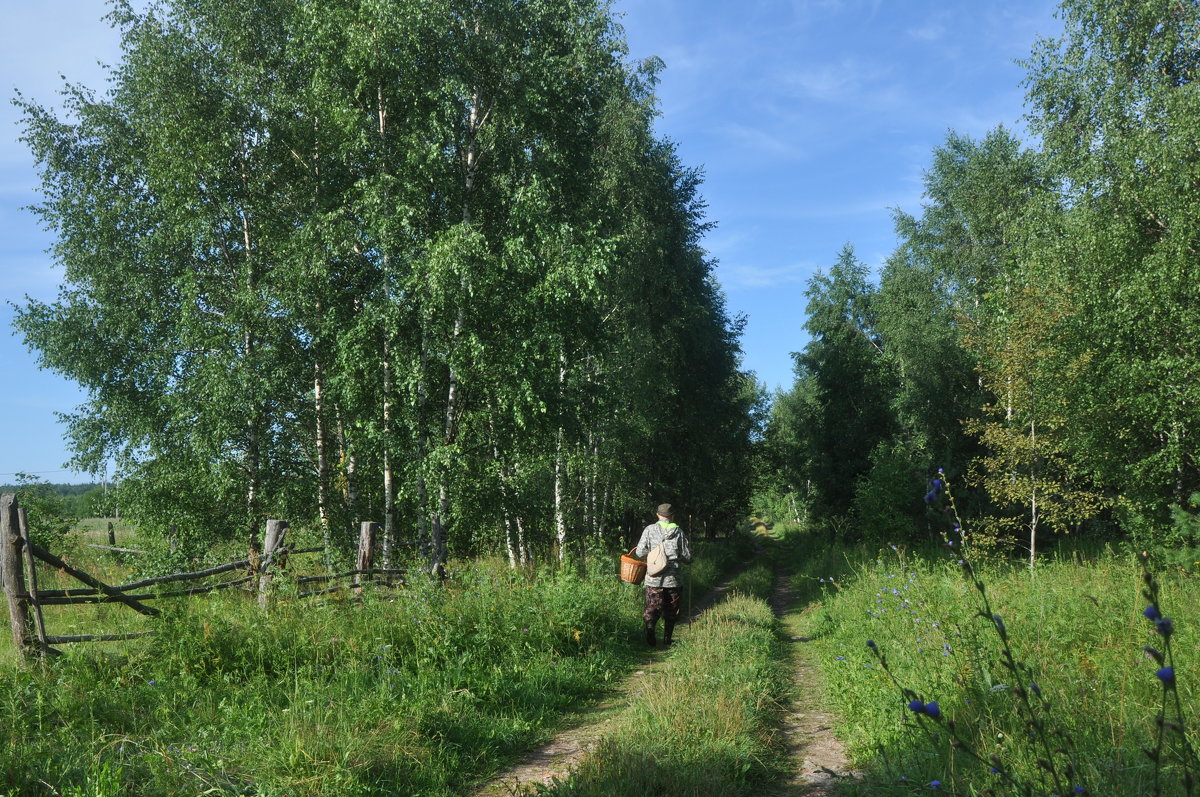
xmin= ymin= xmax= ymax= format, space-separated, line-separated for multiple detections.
xmin=768 ymin=564 xmax=857 ymax=796
xmin=473 ymin=547 xmax=854 ymax=796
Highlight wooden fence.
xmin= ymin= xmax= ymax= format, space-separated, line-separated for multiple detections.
xmin=0 ymin=494 xmax=405 ymax=662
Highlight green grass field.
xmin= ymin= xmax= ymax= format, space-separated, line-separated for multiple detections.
xmin=794 ymin=537 xmax=1198 ymax=794
xmin=5 ymin=520 xmax=1198 ymax=795
xmin=0 ymin=530 xmax=756 ymax=796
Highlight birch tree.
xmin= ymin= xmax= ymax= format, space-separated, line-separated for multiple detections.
xmin=15 ymin=0 xmax=754 ymax=564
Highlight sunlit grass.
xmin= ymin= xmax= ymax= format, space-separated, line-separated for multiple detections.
xmin=800 ymin=542 xmax=1198 ymax=793
xmin=0 ymin=533 xmax=756 ymax=796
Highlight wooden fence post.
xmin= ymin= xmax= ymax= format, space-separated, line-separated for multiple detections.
xmin=17 ymin=507 xmax=53 ymax=656
xmin=258 ymin=520 xmax=289 ymax=608
xmin=1 ymin=494 xmax=33 ymax=661
xmin=107 ymin=521 xmax=115 ymax=547
xmin=355 ymin=522 xmax=377 ymax=593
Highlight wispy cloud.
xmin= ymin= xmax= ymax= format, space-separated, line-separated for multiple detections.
xmin=718 ymin=260 xmax=818 ymax=290
xmin=720 ymin=193 xmax=919 ymax=223
xmin=776 ymin=57 xmax=908 ymax=114
xmin=701 ymin=228 xmax=753 ymax=257
xmin=719 ymin=122 xmax=808 ymax=161
xmin=784 ymin=58 xmax=874 ymax=102
xmin=907 ymin=20 xmax=947 ymax=42
xmin=2 ymin=253 xmax=62 ymax=304
xmin=787 ymin=0 xmax=882 ymax=24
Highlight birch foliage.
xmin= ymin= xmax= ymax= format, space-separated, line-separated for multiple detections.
xmin=15 ymin=0 xmax=753 ymax=562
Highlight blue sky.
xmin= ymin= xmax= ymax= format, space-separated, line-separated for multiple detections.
xmin=0 ymin=0 xmax=1062 ymax=482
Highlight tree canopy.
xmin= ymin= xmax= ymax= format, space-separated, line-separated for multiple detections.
xmin=756 ymin=0 xmax=1200 ymax=560
xmin=16 ymin=0 xmax=755 ymax=566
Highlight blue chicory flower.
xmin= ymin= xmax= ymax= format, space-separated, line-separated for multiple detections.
xmin=908 ymin=699 xmax=925 ymax=713
xmin=1155 ymin=617 xmax=1174 ymax=636
xmin=924 ymin=701 xmax=941 ymax=720
xmin=1156 ymin=666 xmax=1176 ymax=685
xmin=1144 ymin=605 xmax=1161 ymax=621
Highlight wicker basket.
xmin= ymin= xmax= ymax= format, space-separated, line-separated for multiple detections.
xmin=619 ymin=547 xmax=646 ymax=584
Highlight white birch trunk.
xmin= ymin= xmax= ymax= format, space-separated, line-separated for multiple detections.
xmin=553 ymin=351 xmax=568 ymax=561
xmin=504 ymin=508 xmax=519 ymax=568
xmin=554 ymin=425 xmax=567 ymax=562
xmin=416 ymin=340 xmax=430 ymax=560
xmin=382 ymin=345 xmax=395 ymax=568
xmin=1028 ymin=416 xmax=1038 ymax=572
xmin=517 ymin=514 xmax=531 ymax=565
xmin=239 ymin=202 xmax=261 ymax=556
xmin=314 ymin=359 xmax=333 ymax=562
xmin=339 ymin=415 xmax=359 ymax=521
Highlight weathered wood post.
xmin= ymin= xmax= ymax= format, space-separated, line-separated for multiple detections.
xmin=17 ymin=507 xmax=52 ymax=655
xmin=257 ymin=520 xmax=289 ymax=609
xmin=1 ymin=494 xmax=33 ymax=661
xmin=355 ymin=522 xmax=377 ymax=593
xmin=107 ymin=521 xmax=116 ymax=547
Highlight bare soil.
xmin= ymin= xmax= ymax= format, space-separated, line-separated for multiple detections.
xmin=769 ymin=571 xmax=858 ymax=796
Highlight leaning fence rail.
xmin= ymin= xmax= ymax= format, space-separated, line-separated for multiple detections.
xmin=0 ymin=494 xmax=405 ymax=662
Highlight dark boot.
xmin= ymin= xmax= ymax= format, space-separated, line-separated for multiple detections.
xmin=663 ymin=621 xmax=676 ymax=648
xmin=644 ymin=621 xmax=657 ymax=647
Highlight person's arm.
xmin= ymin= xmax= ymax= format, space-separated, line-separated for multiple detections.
xmin=634 ymin=526 xmax=652 ymax=559
xmin=678 ymin=532 xmax=693 ymax=564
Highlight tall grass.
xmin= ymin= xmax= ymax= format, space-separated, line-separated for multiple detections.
xmin=0 ymin=532 xmax=755 ymax=796
xmin=799 ymin=542 xmax=1198 ymax=793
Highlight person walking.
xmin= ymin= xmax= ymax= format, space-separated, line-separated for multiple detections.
xmin=635 ymin=503 xmax=692 ymax=648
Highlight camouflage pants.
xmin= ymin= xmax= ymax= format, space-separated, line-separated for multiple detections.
xmin=643 ymin=586 xmax=683 ymax=624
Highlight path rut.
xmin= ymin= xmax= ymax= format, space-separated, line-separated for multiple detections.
xmin=769 ymin=566 xmax=857 ymax=796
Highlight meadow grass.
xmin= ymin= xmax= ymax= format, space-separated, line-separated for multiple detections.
xmin=796 ymin=537 xmax=1199 ymax=794
xmin=0 ymin=532 xmax=754 ymax=796
xmin=539 ymin=557 xmax=787 ymax=797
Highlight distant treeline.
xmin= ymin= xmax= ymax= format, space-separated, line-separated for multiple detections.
xmin=0 ymin=483 xmax=114 ymax=519
xmin=0 ymin=483 xmax=99 ymax=498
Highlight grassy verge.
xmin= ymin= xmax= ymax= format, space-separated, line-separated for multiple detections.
xmin=0 ymin=532 xmax=755 ymax=796
xmin=797 ymin=540 xmax=1199 ymax=794
xmin=539 ymin=553 xmax=787 ymax=797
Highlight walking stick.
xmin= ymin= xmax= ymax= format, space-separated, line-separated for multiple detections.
xmin=688 ymin=568 xmax=693 ymax=625
xmin=687 ymin=514 xmax=693 ymax=624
